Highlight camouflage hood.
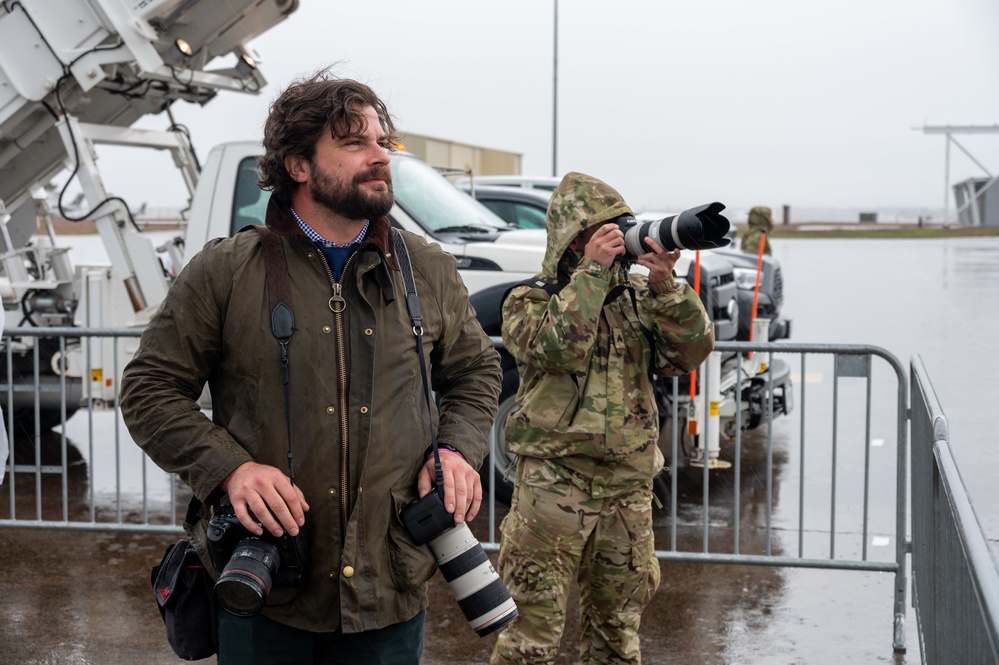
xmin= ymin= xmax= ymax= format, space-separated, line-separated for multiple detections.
xmin=541 ymin=172 xmax=634 ymax=280
xmin=747 ymin=206 xmax=772 ymax=232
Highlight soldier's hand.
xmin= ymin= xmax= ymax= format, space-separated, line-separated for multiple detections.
xmin=584 ymin=223 xmax=626 ymax=269
xmin=418 ymin=452 xmax=482 ymax=524
xmin=220 ymin=461 xmax=310 ymax=538
xmin=637 ymin=237 xmax=681 ymax=284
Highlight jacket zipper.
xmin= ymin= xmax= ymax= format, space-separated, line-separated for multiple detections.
xmin=317 ymin=250 xmax=358 ymax=544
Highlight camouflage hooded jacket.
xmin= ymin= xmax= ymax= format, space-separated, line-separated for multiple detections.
xmin=501 ymin=172 xmax=715 ymax=497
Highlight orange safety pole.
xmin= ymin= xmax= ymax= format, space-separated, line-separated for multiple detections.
xmin=748 ymin=232 xmax=767 ymax=356
xmin=688 ymin=251 xmax=701 ymax=435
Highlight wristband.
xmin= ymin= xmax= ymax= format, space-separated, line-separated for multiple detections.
xmin=424 ymin=443 xmax=464 ymax=460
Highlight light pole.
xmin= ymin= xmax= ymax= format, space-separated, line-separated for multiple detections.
xmin=552 ymin=0 xmax=558 ymax=177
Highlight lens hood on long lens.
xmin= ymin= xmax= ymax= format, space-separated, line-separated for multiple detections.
xmin=621 ymin=201 xmax=731 ymax=258
xmin=670 ymin=202 xmax=731 ymax=250
xmin=214 ymin=537 xmax=280 ymax=616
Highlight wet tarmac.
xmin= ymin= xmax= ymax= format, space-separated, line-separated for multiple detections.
xmin=1 ymin=403 xmax=915 ymax=664
xmin=0 ymin=491 xmax=912 ymax=665
xmin=777 ymin=237 xmax=999 ymax=552
xmin=4 ymin=236 xmax=999 ymax=663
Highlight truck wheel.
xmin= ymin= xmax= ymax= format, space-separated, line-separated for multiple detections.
xmin=481 ymin=392 xmax=518 ymax=506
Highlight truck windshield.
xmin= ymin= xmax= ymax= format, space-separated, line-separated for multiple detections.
xmin=390 ymin=153 xmax=511 ymax=233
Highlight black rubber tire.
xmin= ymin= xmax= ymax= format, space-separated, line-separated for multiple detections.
xmin=480 ymin=391 xmax=518 ymax=507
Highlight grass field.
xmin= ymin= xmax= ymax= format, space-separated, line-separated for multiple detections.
xmin=739 ymin=223 xmax=999 ymax=240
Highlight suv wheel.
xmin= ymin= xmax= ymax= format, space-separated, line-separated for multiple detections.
xmin=481 ymin=392 xmax=518 ymax=505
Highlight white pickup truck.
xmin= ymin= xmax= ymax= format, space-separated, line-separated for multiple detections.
xmin=0 ymin=0 xmax=543 ymax=422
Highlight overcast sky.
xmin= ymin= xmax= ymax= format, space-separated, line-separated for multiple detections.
xmin=118 ymin=0 xmax=999 ymax=219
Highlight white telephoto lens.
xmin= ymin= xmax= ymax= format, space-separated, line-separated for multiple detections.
xmin=429 ymin=522 xmax=518 ymax=636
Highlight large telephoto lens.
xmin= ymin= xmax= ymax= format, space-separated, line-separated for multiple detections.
xmin=213 ymin=537 xmax=280 ymax=616
xmin=621 ymin=202 xmax=731 ymax=259
xmin=428 ymin=522 xmax=518 ymax=636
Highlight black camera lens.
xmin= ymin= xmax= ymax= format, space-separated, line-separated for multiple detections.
xmin=616 ymin=201 xmax=731 ymax=260
xmin=214 ymin=536 xmax=281 ymax=616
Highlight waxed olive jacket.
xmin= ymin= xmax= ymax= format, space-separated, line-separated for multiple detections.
xmin=120 ymin=199 xmax=501 ymax=633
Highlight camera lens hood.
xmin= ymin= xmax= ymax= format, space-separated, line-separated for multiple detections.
xmin=669 ymin=201 xmax=731 ymax=250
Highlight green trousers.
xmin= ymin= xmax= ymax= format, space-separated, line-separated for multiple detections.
xmin=217 ymin=609 xmax=425 ymax=664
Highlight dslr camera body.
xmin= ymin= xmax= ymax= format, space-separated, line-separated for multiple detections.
xmin=402 ymin=488 xmax=518 ymax=636
xmin=206 ymin=504 xmax=310 ymax=616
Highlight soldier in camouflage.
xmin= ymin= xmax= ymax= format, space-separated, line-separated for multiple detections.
xmin=490 ymin=172 xmax=715 ymax=664
xmin=740 ymin=205 xmax=773 ymax=255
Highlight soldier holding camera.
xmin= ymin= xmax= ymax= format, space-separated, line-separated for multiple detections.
xmin=121 ymin=70 xmax=501 ymax=664
xmin=490 ymin=172 xmax=715 ymax=664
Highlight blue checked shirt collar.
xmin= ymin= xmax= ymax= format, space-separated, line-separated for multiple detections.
xmin=290 ymin=206 xmax=369 ymax=248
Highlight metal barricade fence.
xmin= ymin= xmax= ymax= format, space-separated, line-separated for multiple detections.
xmin=1 ymin=328 xmax=995 ymax=655
xmin=910 ymin=355 xmax=999 ymax=664
xmin=483 ymin=340 xmax=911 ymax=652
xmin=0 ymin=326 xmax=184 ymax=534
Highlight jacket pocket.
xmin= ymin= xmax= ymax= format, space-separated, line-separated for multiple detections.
xmin=514 ymin=372 xmax=580 ymax=431
xmin=387 ymin=486 xmax=438 ymax=593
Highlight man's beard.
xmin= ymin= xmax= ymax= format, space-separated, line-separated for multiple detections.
xmin=309 ymin=162 xmax=394 ymax=220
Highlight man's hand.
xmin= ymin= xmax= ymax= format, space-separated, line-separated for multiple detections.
xmin=637 ymin=237 xmax=681 ymax=284
xmin=417 ymin=452 xmax=482 ymax=524
xmin=220 ymin=461 xmax=310 ymax=538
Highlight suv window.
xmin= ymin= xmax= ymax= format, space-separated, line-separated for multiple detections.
xmin=479 ymin=200 xmax=547 ymax=229
xmin=230 ymin=157 xmax=269 ymax=235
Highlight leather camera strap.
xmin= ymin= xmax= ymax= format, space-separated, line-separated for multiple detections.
xmin=391 ymin=228 xmax=444 ymax=498
xmin=253 ymin=226 xmax=298 ymax=484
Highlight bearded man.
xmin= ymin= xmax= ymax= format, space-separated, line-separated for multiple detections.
xmin=121 ymin=70 xmax=501 ymax=665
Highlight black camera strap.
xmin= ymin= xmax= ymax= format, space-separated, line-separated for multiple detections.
xmin=391 ymin=228 xmax=445 ymax=499
xmin=182 ymin=226 xmax=298 ymax=526
xmin=605 ymin=277 xmax=657 ymax=376
xmin=254 ymin=226 xmax=298 ymax=486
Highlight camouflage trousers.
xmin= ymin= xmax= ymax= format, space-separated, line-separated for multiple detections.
xmin=490 ymin=457 xmax=660 ymax=665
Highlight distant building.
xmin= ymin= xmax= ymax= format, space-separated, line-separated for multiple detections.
xmin=953 ymin=177 xmax=999 ymax=226
xmin=398 ymin=132 xmax=521 ymax=179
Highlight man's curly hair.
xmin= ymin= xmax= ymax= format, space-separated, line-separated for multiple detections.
xmin=258 ymin=68 xmax=399 ymax=204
